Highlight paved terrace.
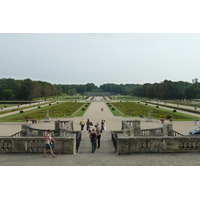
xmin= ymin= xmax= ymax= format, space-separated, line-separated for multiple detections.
xmin=0 ymin=97 xmax=200 ymax=166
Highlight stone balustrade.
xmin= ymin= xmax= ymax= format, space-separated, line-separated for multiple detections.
xmin=0 ymin=135 xmax=77 ymax=154
xmin=112 ymin=120 xmax=197 ymax=154
xmin=113 ymin=133 xmax=200 ymax=154
xmin=4 ymin=120 xmax=80 ymax=155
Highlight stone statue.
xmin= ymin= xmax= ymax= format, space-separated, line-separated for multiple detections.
xmin=46 ymin=110 xmax=49 ymax=118
xmin=44 ymin=110 xmax=51 ymax=122
xmin=145 ymin=110 xmax=153 ymax=122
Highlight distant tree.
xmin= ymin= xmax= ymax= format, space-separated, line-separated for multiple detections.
xmin=20 ymin=78 xmax=33 ymax=100
xmin=1 ymin=89 xmax=15 ymax=100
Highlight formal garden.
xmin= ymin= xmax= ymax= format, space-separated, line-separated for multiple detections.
xmin=107 ymin=102 xmax=195 ymax=121
xmin=0 ymin=101 xmax=90 ymax=122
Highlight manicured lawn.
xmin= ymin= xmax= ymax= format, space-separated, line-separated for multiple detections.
xmin=106 ymin=103 xmax=123 ymax=116
xmin=0 ymin=102 xmax=85 ymax=122
xmin=111 ymin=102 xmax=195 ymax=121
xmin=73 ymin=103 xmax=91 ymax=116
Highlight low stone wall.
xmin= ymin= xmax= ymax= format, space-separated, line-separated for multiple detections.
xmin=6 ymin=120 xmax=81 ymax=155
xmin=112 ymin=120 xmax=199 ymax=154
xmin=0 ymin=134 xmax=77 ymax=154
xmin=112 ymin=131 xmax=200 ymax=154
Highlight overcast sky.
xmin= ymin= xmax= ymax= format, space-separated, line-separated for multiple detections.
xmin=1 ymin=1 xmax=200 ymax=87
xmin=1 ymin=33 xmax=200 ymax=86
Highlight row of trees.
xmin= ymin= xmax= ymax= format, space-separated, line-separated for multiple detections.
xmin=0 ymin=78 xmax=62 ymax=100
xmin=99 ymin=83 xmax=138 ymax=95
xmin=59 ymin=83 xmax=97 ymax=95
xmin=131 ymin=79 xmax=200 ymax=99
xmin=0 ymin=79 xmax=98 ymax=100
xmin=1 ymin=78 xmax=200 ymax=100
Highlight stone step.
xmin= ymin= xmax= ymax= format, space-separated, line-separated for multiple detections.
xmin=78 ymin=130 xmax=115 ymax=154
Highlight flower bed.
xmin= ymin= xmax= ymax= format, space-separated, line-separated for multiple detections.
xmin=10 ymin=102 xmax=85 ymax=121
xmin=111 ymin=102 xmax=193 ymax=120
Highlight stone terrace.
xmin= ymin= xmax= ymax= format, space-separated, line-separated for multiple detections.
xmin=0 ymin=97 xmax=200 ymax=165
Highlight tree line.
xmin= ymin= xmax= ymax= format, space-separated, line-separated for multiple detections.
xmin=100 ymin=79 xmax=200 ymax=99
xmin=0 ymin=78 xmax=62 ymax=100
xmin=1 ymin=78 xmax=200 ymax=100
xmin=0 ymin=79 xmax=98 ymax=100
xmin=131 ymin=79 xmax=200 ymax=99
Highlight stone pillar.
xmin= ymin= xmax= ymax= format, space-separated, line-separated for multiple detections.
xmin=117 ymin=134 xmax=128 ymax=155
xmin=133 ymin=120 xmax=141 ymax=136
xmin=167 ymin=124 xmax=173 ymax=136
xmin=163 ymin=124 xmax=168 ymax=136
xmin=21 ymin=125 xmax=28 ymax=136
xmin=55 ymin=120 xmax=60 ymax=132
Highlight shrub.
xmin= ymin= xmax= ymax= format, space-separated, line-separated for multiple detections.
xmin=112 ymin=108 xmax=115 ymax=110
xmin=38 ymin=106 xmax=41 ymax=108
xmin=49 ymin=104 xmax=51 ymax=106
xmin=109 ymin=104 xmax=112 ymax=107
xmin=20 ymin=110 xmax=24 ymax=113
xmin=156 ymin=106 xmax=159 ymax=108
xmin=173 ymin=109 xmax=177 ymax=112
xmin=167 ymin=115 xmax=172 ymax=119
xmin=82 ymin=108 xmax=85 ymax=111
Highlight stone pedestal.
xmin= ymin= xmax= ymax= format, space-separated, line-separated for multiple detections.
xmin=44 ymin=110 xmax=51 ymax=122
xmin=145 ymin=110 xmax=153 ymax=122
xmin=44 ymin=117 xmax=51 ymax=122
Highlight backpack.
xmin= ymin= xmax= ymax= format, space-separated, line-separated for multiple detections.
xmin=90 ymin=132 xmax=97 ymax=141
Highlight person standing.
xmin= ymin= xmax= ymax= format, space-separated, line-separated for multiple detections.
xmin=80 ymin=119 xmax=85 ymax=131
xmin=103 ymin=120 xmax=106 ymax=130
xmin=89 ymin=128 xmax=97 ymax=153
xmin=95 ymin=123 xmax=101 ymax=148
xmin=86 ymin=119 xmax=90 ymax=131
xmin=44 ymin=129 xmax=56 ymax=157
xmin=195 ymin=119 xmax=199 ymax=126
xmin=101 ymin=120 xmax=104 ymax=132
xmin=88 ymin=122 xmax=93 ymax=133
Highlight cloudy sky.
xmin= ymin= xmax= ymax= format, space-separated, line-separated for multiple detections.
xmin=1 ymin=33 xmax=200 ymax=86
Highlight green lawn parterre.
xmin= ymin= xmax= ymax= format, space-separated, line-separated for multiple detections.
xmin=111 ymin=102 xmax=195 ymax=120
xmin=6 ymin=102 xmax=85 ymax=121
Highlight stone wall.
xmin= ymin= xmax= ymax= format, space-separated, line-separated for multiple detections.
xmin=114 ymin=134 xmax=200 ymax=154
xmin=3 ymin=120 xmax=81 ymax=155
xmin=0 ymin=135 xmax=77 ymax=154
xmin=112 ymin=120 xmax=199 ymax=154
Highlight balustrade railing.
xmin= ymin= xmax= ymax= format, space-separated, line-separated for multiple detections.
xmin=140 ymin=128 xmax=164 ymax=136
xmin=3 ymin=120 xmax=80 ymax=154
xmin=0 ymin=136 xmax=77 ymax=154
xmin=111 ymin=130 xmax=200 ymax=154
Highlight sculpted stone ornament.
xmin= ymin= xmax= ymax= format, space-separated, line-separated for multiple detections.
xmin=145 ymin=110 xmax=153 ymax=122
xmin=44 ymin=110 xmax=51 ymax=122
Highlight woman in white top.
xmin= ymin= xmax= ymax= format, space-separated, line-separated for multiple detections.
xmin=44 ymin=129 xmax=56 ymax=157
xmin=88 ymin=122 xmax=93 ymax=133
xmin=103 ymin=120 xmax=106 ymax=130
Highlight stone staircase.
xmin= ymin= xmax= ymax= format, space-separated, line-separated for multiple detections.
xmin=78 ymin=130 xmax=115 ymax=154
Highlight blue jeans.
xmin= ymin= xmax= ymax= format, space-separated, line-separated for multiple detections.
xmin=91 ymin=140 xmax=96 ymax=153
